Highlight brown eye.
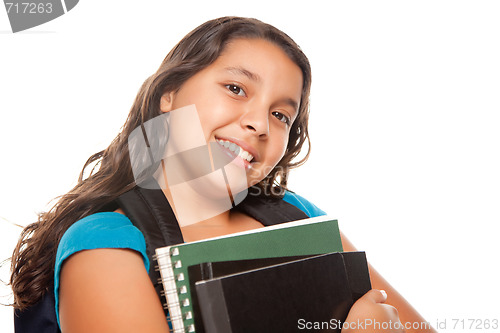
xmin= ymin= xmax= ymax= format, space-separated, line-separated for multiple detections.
xmin=272 ymin=111 xmax=291 ymax=125
xmin=225 ymin=84 xmax=246 ymax=97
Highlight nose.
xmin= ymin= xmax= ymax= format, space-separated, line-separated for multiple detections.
xmin=240 ymin=104 xmax=269 ymax=138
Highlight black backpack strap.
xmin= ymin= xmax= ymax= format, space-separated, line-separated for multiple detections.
xmin=235 ymin=189 xmax=309 ymax=226
xmin=115 ymin=183 xmax=184 ymax=302
xmin=14 ymin=290 xmax=60 ymax=333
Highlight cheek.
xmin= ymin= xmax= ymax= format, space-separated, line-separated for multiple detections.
xmin=198 ymin=115 xmax=213 ymax=141
xmin=272 ymin=132 xmax=290 ymax=163
xmin=198 ymin=110 xmax=228 ymax=142
xmin=189 ymin=103 xmax=219 ymax=141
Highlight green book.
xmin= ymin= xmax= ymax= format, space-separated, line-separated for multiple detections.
xmin=154 ymin=215 xmax=342 ymax=333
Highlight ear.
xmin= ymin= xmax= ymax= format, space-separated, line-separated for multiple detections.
xmin=160 ymin=91 xmax=175 ymax=113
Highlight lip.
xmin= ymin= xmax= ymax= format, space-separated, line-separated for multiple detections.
xmin=214 ymin=136 xmax=260 ymax=162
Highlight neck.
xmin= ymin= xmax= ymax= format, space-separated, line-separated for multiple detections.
xmin=157 ymin=167 xmax=235 ymax=228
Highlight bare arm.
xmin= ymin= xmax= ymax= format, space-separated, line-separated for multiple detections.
xmin=58 ymin=248 xmax=169 ymax=333
xmin=341 ymin=231 xmax=437 ymax=333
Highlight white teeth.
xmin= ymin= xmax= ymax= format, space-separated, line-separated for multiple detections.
xmin=216 ymin=139 xmax=254 ymax=162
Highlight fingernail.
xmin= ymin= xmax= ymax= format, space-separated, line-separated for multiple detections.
xmin=380 ymin=290 xmax=387 ymax=298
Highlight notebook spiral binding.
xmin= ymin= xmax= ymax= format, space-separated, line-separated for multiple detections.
xmin=156 ymin=246 xmax=196 ymax=333
xmin=165 ymin=317 xmax=195 ymax=333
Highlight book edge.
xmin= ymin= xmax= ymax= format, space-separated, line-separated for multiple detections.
xmin=162 ymin=215 xmax=335 ymax=250
xmin=155 ymin=246 xmax=185 ymax=333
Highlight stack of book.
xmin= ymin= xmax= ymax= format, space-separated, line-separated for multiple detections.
xmin=155 ymin=216 xmax=371 ymax=333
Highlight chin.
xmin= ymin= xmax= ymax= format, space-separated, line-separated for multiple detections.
xmin=218 ymin=160 xmax=252 ymax=197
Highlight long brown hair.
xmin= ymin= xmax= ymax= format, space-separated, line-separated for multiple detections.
xmin=10 ymin=16 xmax=312 ymax=310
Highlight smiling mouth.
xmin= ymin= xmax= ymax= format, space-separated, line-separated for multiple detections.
xmin=215 ymin=138 xmax=255 ymax=163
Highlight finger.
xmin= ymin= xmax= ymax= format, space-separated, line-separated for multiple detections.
xmin=363 ymin=289 xmax=388 ymax=304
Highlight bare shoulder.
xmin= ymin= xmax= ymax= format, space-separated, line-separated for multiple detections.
xmin=59 ymin=248 xmax=168 ymax=333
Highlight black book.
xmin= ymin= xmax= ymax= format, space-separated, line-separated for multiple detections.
xmin=188 ymin=254 xmax=318 ymax=332
xmin=193 ymin=251 xmax=371 ymax=333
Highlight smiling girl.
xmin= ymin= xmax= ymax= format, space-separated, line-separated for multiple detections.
xmin=10 ymin=17 xmax=434 ymax=333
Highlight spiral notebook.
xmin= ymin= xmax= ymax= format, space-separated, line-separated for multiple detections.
xmin=154 ymin=215 xmax=343 ymax=333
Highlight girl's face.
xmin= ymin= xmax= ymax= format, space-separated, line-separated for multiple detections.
xmin=160 ymin=38 xmax=303 ymax=188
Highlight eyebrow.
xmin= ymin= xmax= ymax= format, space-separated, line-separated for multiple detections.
xmin=224 ymin=66 xmax=261 ymax=82
xmin=281 ymin=97 xmax=300 ymax=114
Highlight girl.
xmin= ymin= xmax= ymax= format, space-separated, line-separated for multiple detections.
xmin=10 ymin=16 xmax=434 ymax=332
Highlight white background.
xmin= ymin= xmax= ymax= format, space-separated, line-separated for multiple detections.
xmin=1 ymin=1 xmax=499 ymax=332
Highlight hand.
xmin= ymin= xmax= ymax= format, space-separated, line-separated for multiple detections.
xmin=342 ymin=289 xmax=405 ymax=333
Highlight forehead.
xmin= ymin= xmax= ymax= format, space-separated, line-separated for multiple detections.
xmin=211 ymin=39 xmax=303 ymax=100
